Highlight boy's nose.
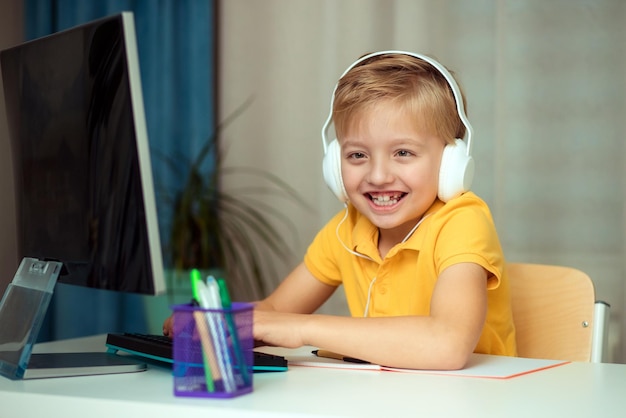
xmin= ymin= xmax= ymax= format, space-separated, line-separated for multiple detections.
xmin=367 ymin=159 xmax=394 ymax=185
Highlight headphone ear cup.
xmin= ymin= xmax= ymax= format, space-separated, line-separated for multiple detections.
xmin=438 ymin=138 xmax=475 ymax=202
xmin=322 ymin=139 xmax=348 ymax=202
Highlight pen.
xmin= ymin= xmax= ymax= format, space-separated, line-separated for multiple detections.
xmin=217 ymin=278 xmax=251 ymax=386
xmin=189 ymin=269 xmax=216 ymax=392
xmin=312 ymin=349 xmax=370 ymax=364
xmin=193 ymin=309 xmax=219 ymax=390
xmin=202 ymin=276 xmax=237 ymax=392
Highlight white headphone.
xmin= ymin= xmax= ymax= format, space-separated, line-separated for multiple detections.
xmin=321 ymin=50 xmax=475 ymax=203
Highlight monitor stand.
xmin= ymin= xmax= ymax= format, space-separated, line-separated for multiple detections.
xmin=0 ymin=258 xmax=146 ymax=380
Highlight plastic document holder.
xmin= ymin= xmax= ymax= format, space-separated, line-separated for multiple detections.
xmin=0 ymin=258 xmax=62 ymax=379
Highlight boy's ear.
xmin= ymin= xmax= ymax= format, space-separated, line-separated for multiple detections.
xmin=438 ymin=139 xmax=474 ymax=202
xmin=322 ymin=139 xmax=349 ymax=202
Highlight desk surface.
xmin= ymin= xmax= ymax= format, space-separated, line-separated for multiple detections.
xmin=1 ymin=335 xmax=624 ymax=417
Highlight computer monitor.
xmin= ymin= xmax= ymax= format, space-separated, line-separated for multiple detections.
xmin=0 ymin=12 xmax=166 ymax=378
xmin=1 ymin=12 xmax=165 ymax=295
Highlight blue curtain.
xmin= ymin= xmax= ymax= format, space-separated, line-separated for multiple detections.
xmin=25 ymin=0 xmax=215 ymax=341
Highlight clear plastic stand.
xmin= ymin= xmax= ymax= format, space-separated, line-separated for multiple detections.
xmin=0 ymin=258 xmax=60 ymax=378
xmin=0 ymin=258 xmax=146 ymax=380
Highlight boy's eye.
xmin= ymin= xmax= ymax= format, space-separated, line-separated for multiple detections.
xmin=396 ymin=150 xmax=413 ymax=157
xmin=348 ymin=152 xmax=366 ymax=159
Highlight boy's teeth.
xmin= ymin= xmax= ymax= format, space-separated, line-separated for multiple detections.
xmin=370 ymin=194 xmax=401 ymax=206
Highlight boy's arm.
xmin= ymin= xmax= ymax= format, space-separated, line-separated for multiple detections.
xmin=163 ymin=262 xmax=335 ymax=338
xmin=253 ymin=262 xmax=487 ymax=370
xmin=255 ymin=262 xmax=338 ymax=314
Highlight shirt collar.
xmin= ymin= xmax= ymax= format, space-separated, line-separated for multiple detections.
xmin=350 ymin=199 xmax=445 ymax=259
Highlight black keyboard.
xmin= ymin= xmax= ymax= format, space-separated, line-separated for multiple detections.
xmin=105 ymin=333 xmax=288 ymax=372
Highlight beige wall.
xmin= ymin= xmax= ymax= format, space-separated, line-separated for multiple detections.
xmin=218 ymin=1 xmax=626 ymax=362
xmin=0 ymin=0 xmax=21 ymax=294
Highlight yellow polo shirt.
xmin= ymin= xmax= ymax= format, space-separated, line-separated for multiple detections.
xmin=304 ymin=192 xmax=517 ymax=356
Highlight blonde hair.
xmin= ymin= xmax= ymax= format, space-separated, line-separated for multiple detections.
xmin=332 ymin=53 xmax=466 ymax=145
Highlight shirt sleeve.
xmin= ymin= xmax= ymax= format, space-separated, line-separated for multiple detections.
xmin=433 ymin=194 xmax=505 ymax=290
xmin=303 ymin=209 xmax=346 ymax=287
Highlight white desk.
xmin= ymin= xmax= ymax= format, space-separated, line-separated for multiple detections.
xmin=0 ymin=335 xmax=625 ymax=417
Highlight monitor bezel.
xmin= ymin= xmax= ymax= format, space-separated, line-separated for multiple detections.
xmin=0 ymin=11 xmax=166 ymax=296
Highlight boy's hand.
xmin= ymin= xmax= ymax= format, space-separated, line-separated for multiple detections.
xmin=253 ymin=309 xmax=307 ymax=349
xmin=162 ymin=314 xmax=173 ymax=338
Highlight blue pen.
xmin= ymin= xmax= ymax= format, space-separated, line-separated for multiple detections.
xmin=200 ymin=276 xmax=237 ymax=392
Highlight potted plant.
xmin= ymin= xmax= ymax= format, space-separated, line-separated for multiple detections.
xmin=156 ymin=101 xmax=310 ymax=303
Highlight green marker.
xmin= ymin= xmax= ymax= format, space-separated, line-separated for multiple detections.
xmin=217 ymin=278 xmax=251 ymax=386
xmin=190 ymin=268 xmax=203 ymax=303
xmin=217 ymin=278 xmax=232 ymax=308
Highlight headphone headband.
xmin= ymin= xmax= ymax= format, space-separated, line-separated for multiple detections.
xmin=321 ymin=50 xmax=473 ymax=156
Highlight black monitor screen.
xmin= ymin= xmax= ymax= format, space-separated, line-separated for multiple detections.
xmin=1 ymin=12 xmax=165 ymax=295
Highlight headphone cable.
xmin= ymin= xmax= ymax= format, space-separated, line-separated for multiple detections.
xmin=334 ymin=205 xmax=430 ymax=316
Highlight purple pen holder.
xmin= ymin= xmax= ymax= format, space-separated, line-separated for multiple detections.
xmin=172 ymin=302 xmax=254 ymax=398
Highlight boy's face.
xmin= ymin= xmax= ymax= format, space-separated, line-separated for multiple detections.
xmin=339 ymin=100 xmax=445 ymax=241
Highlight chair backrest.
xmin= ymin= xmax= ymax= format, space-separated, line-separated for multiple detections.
xmin=507 ymin=262 xmax=601 ymax=362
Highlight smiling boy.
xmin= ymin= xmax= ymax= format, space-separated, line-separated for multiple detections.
xmin=165 ymin=51 xmax=517 ymax=370
xmin=251 ymin=51 xmax=517 ymax=370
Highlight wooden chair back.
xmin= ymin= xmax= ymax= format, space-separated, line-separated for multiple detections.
xmin=507 ymin=263 xmax=597 ymax=362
